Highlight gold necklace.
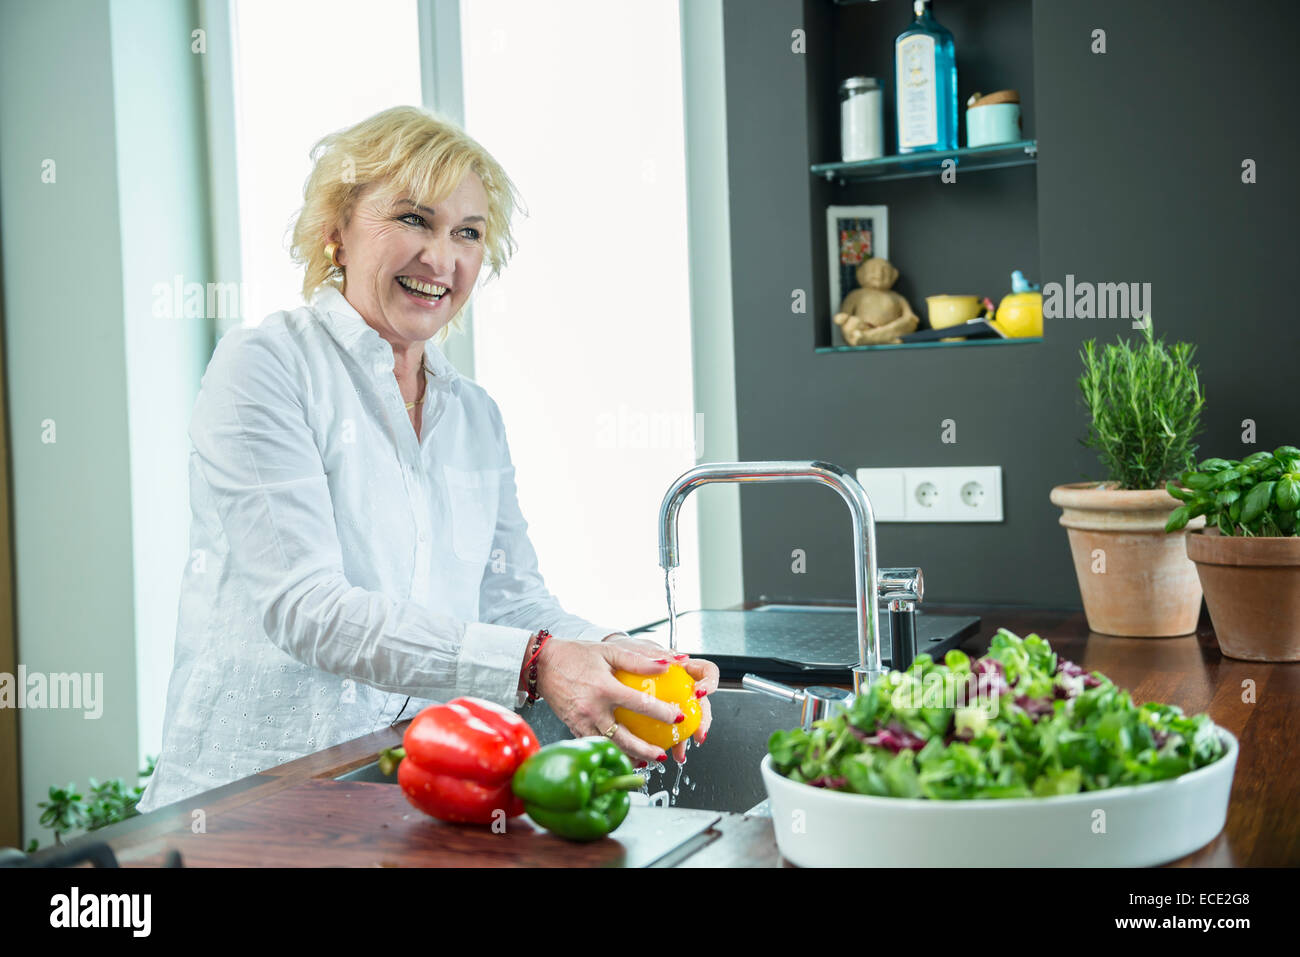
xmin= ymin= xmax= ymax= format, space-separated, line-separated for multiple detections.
xmin=405 ymin=359 xmax=435 ymax=410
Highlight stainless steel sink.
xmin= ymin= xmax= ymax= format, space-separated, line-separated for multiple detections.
xmin=333 ymin=688 xmax=804 ymax=814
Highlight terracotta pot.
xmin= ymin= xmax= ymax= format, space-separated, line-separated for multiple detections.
xmin=1050 ymin=481 xmax=1204 ymax=637
xmin=1186 ymin=528 xmax=1300 ymax=662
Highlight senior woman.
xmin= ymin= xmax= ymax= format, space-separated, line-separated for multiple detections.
xmin=136 ymin=106 xmax=717 ymax=813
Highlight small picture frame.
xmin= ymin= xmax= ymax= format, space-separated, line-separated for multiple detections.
xmin=827 ymin=205 xmax=889 ymax=325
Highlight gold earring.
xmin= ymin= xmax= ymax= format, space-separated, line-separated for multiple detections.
xmin=325 ymin=242 xmax=343 ymax=269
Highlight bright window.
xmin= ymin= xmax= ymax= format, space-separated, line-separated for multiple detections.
xmin=231 ymin=0 xmax=423 ymax=326
xmin=460 ymin=0 xmax=701 ymax=631
xmin=227 ymin=0 xmax=700 ymax=632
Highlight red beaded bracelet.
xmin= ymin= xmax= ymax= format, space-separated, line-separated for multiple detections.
xmin=524 ymin=629 xmax=549 ymax=668
xmin=525 ymin=629 xmax=551 ymax=703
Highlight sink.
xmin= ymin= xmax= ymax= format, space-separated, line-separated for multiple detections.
xmin=629 ymin=606 xmax=980 ymax=681
xmin=333 ymin=688 xmax=805 ymax=814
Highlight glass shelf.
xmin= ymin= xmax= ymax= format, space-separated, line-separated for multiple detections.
xmin=811 ymin=140 xmax=1037 ymax=184
xmin=817 ymin=336 xmax=1042 ymax=354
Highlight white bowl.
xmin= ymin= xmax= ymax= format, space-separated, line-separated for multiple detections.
xmin=760 ymin=726 xmax=1238 ymax=867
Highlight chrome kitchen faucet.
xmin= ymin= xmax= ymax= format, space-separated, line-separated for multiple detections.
xmin=657 ymin=460 xmax=923 ymax=698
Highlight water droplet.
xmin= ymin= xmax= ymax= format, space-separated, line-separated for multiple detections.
xmin=670 ymin=759 xmax=687 ymax=804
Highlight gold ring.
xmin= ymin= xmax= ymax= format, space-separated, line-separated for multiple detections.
xmin=601 ymin=721 xmax=618 ymax=738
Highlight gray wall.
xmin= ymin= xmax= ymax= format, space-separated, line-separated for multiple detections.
xmin=0 ymin=0 xmax=211 ymax=847
xmin=0 ymin=0 xmax=139 ymax=848
xmin=722 ymin=0 xmax=1298 ymax=608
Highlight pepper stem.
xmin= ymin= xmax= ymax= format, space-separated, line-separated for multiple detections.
xmin=377 ymin=747 xmax=406 ymax=777
xmin=594 ymin=774 xmax=645 ymax=795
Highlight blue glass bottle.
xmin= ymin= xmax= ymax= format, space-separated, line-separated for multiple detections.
xmin=894 ymin=0 xmax=958 ymax=153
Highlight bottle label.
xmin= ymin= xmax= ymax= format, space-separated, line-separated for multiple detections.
xmin=896 ymin=34 xmax=938 ymax=149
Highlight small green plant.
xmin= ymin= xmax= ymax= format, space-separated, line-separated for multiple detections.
xmin=1078 ymin=322 xmax=1206 ymax=490
xmin=1166 ymin=447 xmax=1300 ymax=537
xmin=26 ymin=755 xmax=155 ymax=853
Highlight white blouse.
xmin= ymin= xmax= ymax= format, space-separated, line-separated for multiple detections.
xmin=136 ymin=284 xmax=626 ymax=812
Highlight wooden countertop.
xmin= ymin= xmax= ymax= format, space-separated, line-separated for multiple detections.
xmin=45 ymin=604 xmax=1298 ymax=867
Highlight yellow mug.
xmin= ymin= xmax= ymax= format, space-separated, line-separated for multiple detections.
xmin=926 ymin=295 xmax=984 ymax=330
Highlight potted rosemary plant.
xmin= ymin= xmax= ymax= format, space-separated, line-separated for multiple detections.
xmin=1165 ymin=447 xmax=1300 ymax=660
xmin=1049 ymin=324 xmax=1207 ymax=636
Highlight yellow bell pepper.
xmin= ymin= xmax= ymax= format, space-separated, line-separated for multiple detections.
xmin=611 ymin=664 xmax=703 ymax=751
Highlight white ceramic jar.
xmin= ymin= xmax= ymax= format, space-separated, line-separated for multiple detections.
xmin=840 ymin=76 xmax=884 ymax=162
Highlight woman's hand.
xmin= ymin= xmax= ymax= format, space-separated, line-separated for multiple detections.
xmin=602 ymin=634 xmax=719 ymax=764
xmin=535 ymin=637 xmax=716 ymax=766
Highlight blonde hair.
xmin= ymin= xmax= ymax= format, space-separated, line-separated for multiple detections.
xmin=289 ymin=105 xmax=524 ymax=344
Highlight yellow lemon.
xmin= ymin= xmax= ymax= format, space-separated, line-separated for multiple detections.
xmin=612 ymin=664 xmax=703 ymax=751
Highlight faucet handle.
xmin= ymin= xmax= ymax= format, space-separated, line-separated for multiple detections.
xmin=878 ymin=566 xmax=923 ymax=670
xmin=878 ymin=567 xmax=923 ymax=603
xmin=742 ymin=674 xmax=852 ymax=731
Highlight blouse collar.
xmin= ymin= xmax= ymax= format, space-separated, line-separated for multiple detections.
xmin=311 ymin=283 xmax=463 ymax=395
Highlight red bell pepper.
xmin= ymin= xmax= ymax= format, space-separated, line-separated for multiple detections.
xmin=378 ymin=696 xmax=540 ymax=824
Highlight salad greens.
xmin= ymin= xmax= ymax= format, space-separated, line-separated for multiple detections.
xmin=768 ymin=629 xmax=1226 ymax=800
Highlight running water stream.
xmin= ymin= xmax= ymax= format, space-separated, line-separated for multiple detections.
xmin=664 ymin=566 xmax=678 ymax=651
xmin=632 ymin=566 xmax=696 ymax=806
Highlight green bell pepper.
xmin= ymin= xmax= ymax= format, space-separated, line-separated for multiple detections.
xmin=511 ymin=737 xmax=645 ymax=841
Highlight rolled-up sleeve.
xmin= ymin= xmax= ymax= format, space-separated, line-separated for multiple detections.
xmin=477 ymin=398 xmax=629 ymax=644
xmin=190 ymin=329 xmax=532 ymax=708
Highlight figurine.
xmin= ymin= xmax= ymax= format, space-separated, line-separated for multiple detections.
xmin=833 ymin=257 xmax=920 ymax=345
xmin=1011 ymin=269 xmax=1041 ymax=293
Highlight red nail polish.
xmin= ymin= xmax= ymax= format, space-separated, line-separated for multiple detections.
xmin=673 ymin=654 xmax=688 ymax=660
xmin=700 ymin=731 xmax=707 ymax=743
xmin=655 ymin=658 xmax=669 ymax=664
xmin=636 ymin=761 xmax=647 ymax=769
xmin=694 ymin=689 xmax=706 ymax=698
xmin=673 ymin=713 xmax=685 ymax=723
xmin=657 ymin=753 xmax=668 ymax=762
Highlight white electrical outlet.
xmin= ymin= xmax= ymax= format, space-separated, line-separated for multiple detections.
xmin=914 ymin=481 xmax=940 ymax=509
xmin=856 ymin=466 xmax=1003 ymax=522
xmin=855 ymin=468 xmax=906 ymax=520
xmin=902 ymin=468 xmax=952 ymax=521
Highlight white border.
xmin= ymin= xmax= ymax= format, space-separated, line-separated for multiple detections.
xmin=681 ymin=0 xmax=743 ymax=609
xmin=826 ymin=204 xmax=889 ymax=321
xmin=198 ymin=0 xmax=243 ymax=342
xmin=418 ymin=0 xmax=475 ymax=378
